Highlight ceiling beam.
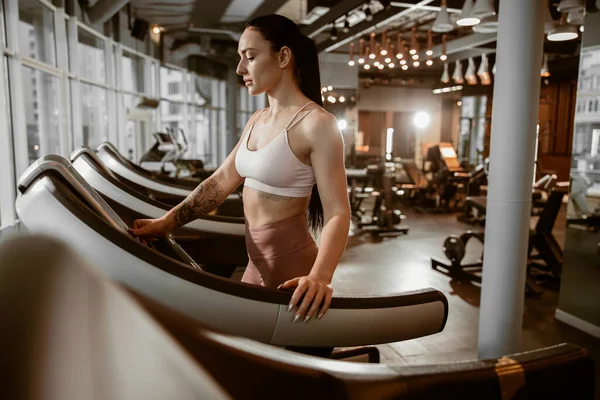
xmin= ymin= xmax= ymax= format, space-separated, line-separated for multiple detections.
xmin=390 ymin=1 xmax=462 ymax=13
xmin=190 ymin=0 xmax=232 ymax=29
xmin=249 ymin=0 xmax=294 ymax=21
xmin=317 ymin=0 xmax=435 ymax=53
xmin=417 ymin=32 xmax=497 ymax=60
xmin=301 ymin=0 xmax=368 ymax=38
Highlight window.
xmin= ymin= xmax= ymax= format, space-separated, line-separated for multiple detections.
xmin=160 ymin=66 xmax=183 ymax=100
xmin=0 ymin=0 xmax=5 ymax=47
xmin=168 ymin=82 xmax=180 ymax=95
xmin=122 ymin=51 xmax=142 ymax=93
xmin=78 ymin=27 xmax=106 ymax=83
xmin=594 ymin=99 xmax=599 ymax=114
xmin=22 ymin=66 xmax=61 ymax=165
xmin=169 ymin=102 xmax=181 ymax=115
xmin=18 ymin=0 xmax=56 ymax=66
xmin=81 ymin=83 xmax=108 ymax=148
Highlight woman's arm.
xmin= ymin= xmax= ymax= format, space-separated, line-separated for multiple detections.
xmin=131 ymin=110 xmax=262 ymax=236
xmin=279 ymin=110 xmax=351 ymax=322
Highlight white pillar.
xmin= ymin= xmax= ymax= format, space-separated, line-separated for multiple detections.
xmin=477 ymin=0 xmax=546 ymax=359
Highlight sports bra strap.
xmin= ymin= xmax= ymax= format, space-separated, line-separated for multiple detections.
xmin=285 ymin=101 xmax=314 ymax=131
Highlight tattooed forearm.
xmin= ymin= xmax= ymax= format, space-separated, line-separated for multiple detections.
xmin=171 ymin=179 xmax=225 ymax=226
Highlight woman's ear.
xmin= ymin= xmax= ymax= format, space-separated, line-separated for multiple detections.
xmin=278 ymin=46 xmax=292 ymax=69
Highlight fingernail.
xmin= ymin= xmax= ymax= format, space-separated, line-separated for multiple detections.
xmin=317 ymin=313 xmax=324 ymax=320
xmin=277 ymin=284 xmax=282 ymax=290
xmin=288 ymin=303 xmax=293 ymax=312
xmin=304 ymin=315 xmax=311 ymax=323
xmin=293 ymin=314 xmax=301 ymax=323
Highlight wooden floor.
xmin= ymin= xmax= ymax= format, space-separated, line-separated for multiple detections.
xmin=3 ymin=204 xmax=599 ymax=396
xmin=337 ymin=201 xmax=600 ymax=397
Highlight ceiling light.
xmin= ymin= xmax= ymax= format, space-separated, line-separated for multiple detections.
xmin=369 ymin=53 xmax=376 ymax=59
xmin=327 ymin=96 xmax=336 ymax=103
xmin=473 ymin=14 xmax=498 ymax=33
xmin=471 ymin=0 xmax=496 ymax=18
xmin=432 ymin=0 xmax=454 ymax=33
xmin=364 ymin=64 xmax=371 ymax=70
xmin=374 ymin=61 xmax=380 ymax=66
xmin=441 ymin=63 xmax=450 ymax=83
xmin=412 ymin=54 xmax=419 ymax=60
xmin=388 ymin=63 xmax=395 ymax=68
xmin=402 ymin=65 xmax=408 ymax=70
xmin=452 ymin=60 xmax=464 ymax=84
xmin=541 ymin=54 xmax=550 ymax=77
xmin=413 ymin=61 xmax=420 ymax=67
xmin=410 ymin=49 xmax=416 ymax=55
xmin=426 ymin=59 xmax=433 ymax=66
xmin=414 ymin=111 xmax=431 ymax=129
xmin=342 ymin=19 xmax=350 ymax=34
xmin=440 ymin=34 xmax=448 ymax=61
xmin=465 ymin=57 xmax=478 ymax=85
xmin=378 ymin=64 xmax=384 ymax=69
xmin=457 ymin=101 xmax=462 ymax=106
xmin=348 ymin=60 xmax=355 ymax=66
xmin=385 ymin=57 xmax=391 ymax=63
xmin=547 ymin=24 xmax=579 ymax=41
xmin=152 ymin=26 xmax=161 ymax=34
xmin=358 ymin=58 xmax=365 ymax=64
xmin=456 ymin=0 xmax=481 ymax=26
xmin=322 ymin=87 xmax=327 ymax=92
xmin=557 ymin=0 xmax=585 ymax=12
xmin=330 ymin=26 xmax=338 ymax=41
xmin=400 ymin=59 xmax=407 ymax=65
xmin=327 ymin=86 xmax=333 ymax=91
xmin=339 ymin=96 xmax=346 ymax=103
xmin=567 ymin=9 xmax=585 ymax=25
xmin=477 ymin=53 xmax=491 ymax=85
xmin=338 ymin=119 xmax=347 ymax=130
xmin=426 ymin=50 xmax=433 ymax=56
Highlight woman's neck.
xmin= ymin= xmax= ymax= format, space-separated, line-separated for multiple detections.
xmin=266 ymin=74 xmax=310 ymax=116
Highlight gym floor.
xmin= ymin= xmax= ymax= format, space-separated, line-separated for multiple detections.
xmin=2 ymin=205 xmax=599 ymax=396
xmin=340 ymin=200 xmax=600 ymax=397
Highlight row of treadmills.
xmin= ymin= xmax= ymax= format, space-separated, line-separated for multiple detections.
xmin=2 ymin=142 xmax=595 ymax=399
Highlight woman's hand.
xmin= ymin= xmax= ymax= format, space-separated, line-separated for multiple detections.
xmin=278 ymin=275 xmax=333 ymax=323
xmin=129 ymin=215 xmax=176 ymax=238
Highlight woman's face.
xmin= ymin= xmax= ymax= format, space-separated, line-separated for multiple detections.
xmin=236 ymin=28 xmax=285 ymax=96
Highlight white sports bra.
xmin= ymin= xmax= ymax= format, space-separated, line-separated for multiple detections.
xmin=235 ymin=101 xmax=316 ymax=198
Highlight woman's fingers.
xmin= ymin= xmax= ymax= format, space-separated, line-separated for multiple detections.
xmin=318 ymin=288 xmax=334 ymax=320
xmin=288 ymin=280 xmax=308 ymax=314
xmin=294 ymin=283 xmax=317 ymax=322
xmin=305 ymin=290 xmax=325 ymax=322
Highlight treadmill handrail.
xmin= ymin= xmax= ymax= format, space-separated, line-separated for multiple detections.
xmin=72 ymin=149 xmax=244 ymax=225
xmin=18 ymin=154 xmax=129 ymax=234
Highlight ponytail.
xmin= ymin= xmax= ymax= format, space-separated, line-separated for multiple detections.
xmin=247 ymin=15 xmax=324 ymax=234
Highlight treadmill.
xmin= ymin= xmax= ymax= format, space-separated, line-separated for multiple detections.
xmin=97 ymin=142 xmax=243 ymax=216
xmin=70 ymin=147 xmax=246 ymax=276
xmin=2 ymin=235 xmax=594 ymax=400
xmin=16 ymin=155 xmax=449 ymax=348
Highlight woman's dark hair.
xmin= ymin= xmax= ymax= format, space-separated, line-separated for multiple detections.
xmin=247 ymin=14 xmax=324 ymax=234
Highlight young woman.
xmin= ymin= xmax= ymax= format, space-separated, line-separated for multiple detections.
xmin=131 ymin=14 xmax=350 ymax=324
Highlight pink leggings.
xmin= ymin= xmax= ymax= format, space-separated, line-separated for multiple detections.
xmin=241 ymin=212 xmax=318 ymax=288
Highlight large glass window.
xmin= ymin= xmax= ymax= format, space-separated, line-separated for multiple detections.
xmin=160 ymin=66 xmax=183 ymax=101
xmin=77 ymin=27 xmax=105 ymax=83
xmin=122 ymin=50 xmax=142 ymax=93
xmin=18 ymin=0 xmax=56 ymax=66
xmin=1 ymin=0 xmax=6 ymax=47
xmin=22 ymin=66 xmax=60 ymax=164
xmin=81 ymin=83 xmax=108 ymax=148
